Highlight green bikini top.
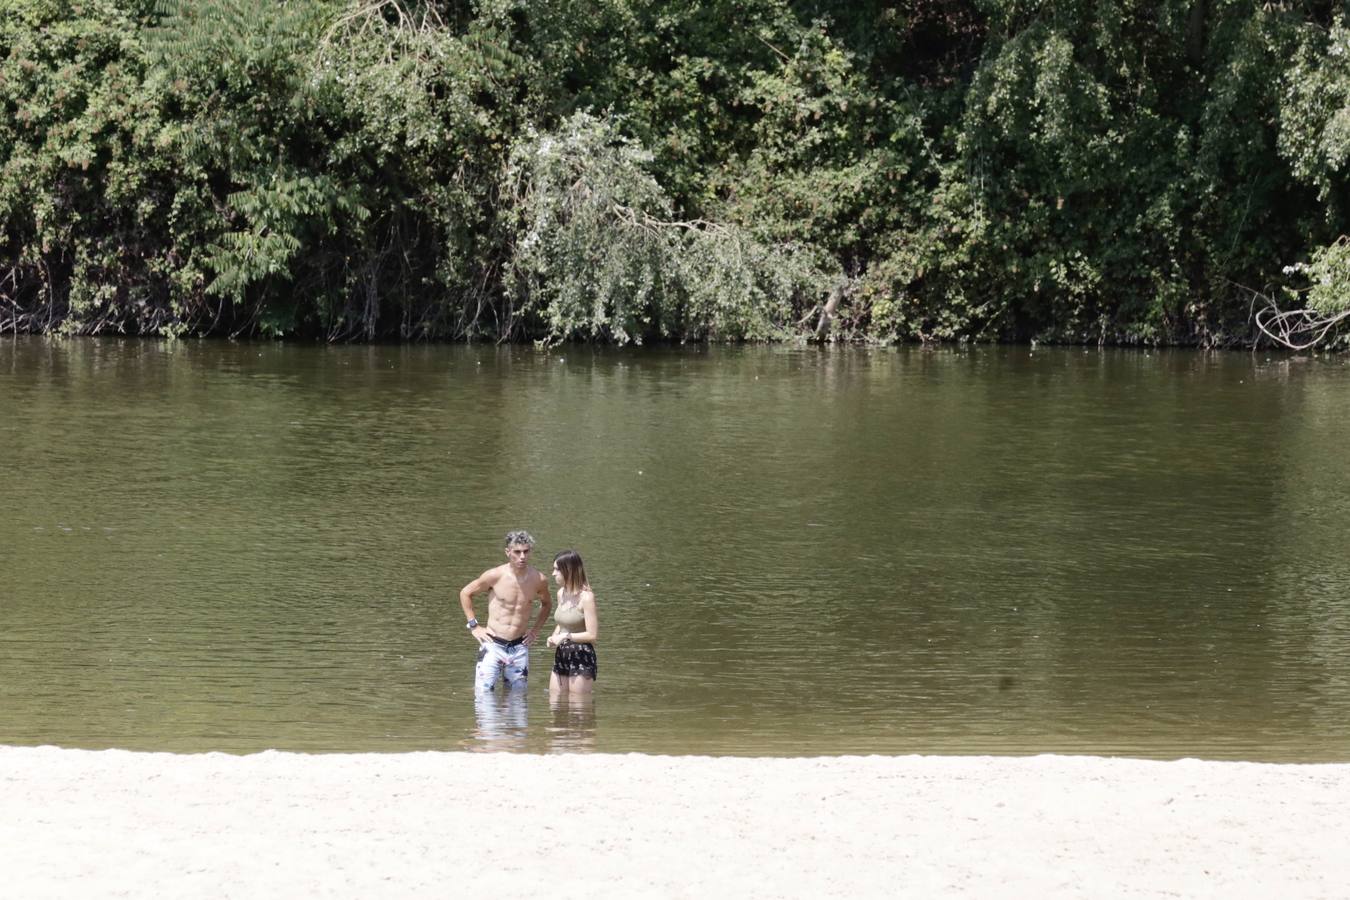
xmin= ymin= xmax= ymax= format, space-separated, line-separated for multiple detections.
xmin=555 ymin=593 xmax=586 ymax=630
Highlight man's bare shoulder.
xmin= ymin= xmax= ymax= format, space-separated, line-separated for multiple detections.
xmin=470 ymin=565 xmax=508 ymax=586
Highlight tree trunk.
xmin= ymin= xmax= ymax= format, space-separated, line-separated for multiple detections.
xmin=814 ymin=277 xmax=848 ymax=340
xmin=1186 ymin=0 xmax=1207 ymax=68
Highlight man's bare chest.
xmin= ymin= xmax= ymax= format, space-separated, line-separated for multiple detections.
xmin=490 ymin=575 xmax=538 ymax=607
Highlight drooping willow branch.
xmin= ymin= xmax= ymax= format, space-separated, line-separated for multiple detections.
xmin=319 ymin=0 xmax=446 ymax=62
xmin=323 ymin=0 xmax=445 ymax=43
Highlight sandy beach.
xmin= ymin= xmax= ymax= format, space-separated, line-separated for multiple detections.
xmin=2 ymin=747 xmax=1348 ymax=899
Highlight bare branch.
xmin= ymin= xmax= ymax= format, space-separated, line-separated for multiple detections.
xmin=755 ymin=33 xmax=791 ymax=64
xmin=610 ymin=202 xmax=725 ymax=235
xmin=1236 ymin=279 xmax=1350 ymax=350
xmin=1254 ymin=304 xmax=1350 ymax=350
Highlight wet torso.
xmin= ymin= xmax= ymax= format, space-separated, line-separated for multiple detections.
xmin=486 ymin=564 xmax=545 ymax=639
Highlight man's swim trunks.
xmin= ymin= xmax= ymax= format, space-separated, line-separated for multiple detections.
xmin=475 ymin=634 xmax=529 ymax=693
xmin=551 ymin=641 xmax=598 ymax=680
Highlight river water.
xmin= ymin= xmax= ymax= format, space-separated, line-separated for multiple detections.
xmin=2 ymin=337 xmax=1349 ymax=760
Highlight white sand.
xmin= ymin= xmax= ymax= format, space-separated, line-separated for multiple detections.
xmin=2 ymin=747 xmax=1348 ymax=899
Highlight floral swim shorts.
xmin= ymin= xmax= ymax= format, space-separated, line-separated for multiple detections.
xmin=475 ymin=635 xmax=529 ymax=694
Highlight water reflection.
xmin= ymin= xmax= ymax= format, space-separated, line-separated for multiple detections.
xmin=546 ymin=695 xmax=597 ymax=753
xmin=467 ymin=688 xmax=530 ymax=752
xmin=464 ymin=691 xmax=598 ymax=753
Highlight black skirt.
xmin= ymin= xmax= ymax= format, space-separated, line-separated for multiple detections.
xmin=552 ymin=641 xmax=598 ymax=679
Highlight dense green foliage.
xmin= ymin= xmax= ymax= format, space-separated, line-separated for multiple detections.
xmin=2 ymin=0 xmax=1348 ymax=344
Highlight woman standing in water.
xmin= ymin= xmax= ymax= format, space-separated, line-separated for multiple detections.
xmin=546 ymin=549 xmax=599 ymax=698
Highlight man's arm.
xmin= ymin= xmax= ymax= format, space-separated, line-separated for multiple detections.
xmin=522 ymin=577 xmax=552 ymax=646
xmin=459 ymin=569 xmax=498 ymax=643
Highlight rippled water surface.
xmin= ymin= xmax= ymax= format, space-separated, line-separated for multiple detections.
xmin=3 ymin=337 xmax=1350 ymax=760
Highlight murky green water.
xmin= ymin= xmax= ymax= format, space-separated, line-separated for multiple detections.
xmin=2 ymin=337 xmax=1349 ymax=760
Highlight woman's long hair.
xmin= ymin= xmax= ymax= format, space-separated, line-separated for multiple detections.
xmin=553 ymin=549 xmax=589 ymax=594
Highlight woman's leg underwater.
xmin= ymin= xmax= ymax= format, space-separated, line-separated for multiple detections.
xmin=566 ymin=675 xmax=594 ymax=696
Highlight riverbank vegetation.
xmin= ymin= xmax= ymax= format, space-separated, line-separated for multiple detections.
xmin=2 ymin=1 xmax=1348 ymax=345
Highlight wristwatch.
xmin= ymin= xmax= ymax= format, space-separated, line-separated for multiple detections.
xmin=465 ymin=618 xmax=478 ymax=630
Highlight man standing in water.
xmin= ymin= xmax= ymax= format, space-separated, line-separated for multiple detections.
xmin=459 ymin=530 xmax=552 ymax=695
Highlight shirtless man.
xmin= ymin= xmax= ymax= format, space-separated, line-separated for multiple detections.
xmin=459 ymin=530 xmax=553 ymax=694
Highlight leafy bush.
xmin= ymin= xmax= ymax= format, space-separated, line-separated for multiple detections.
xmin=502 ymin=111 xmax=828 ymax=343
xmin=2 ymin=0 xmax=1349 ymax=346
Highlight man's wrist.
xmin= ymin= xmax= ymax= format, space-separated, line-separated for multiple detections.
xmin=466 ymin=618 xmax=478 ymax=630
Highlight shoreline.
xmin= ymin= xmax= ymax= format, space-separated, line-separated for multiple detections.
xmin=4 ymin=746 xmax=1349 ymax=898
